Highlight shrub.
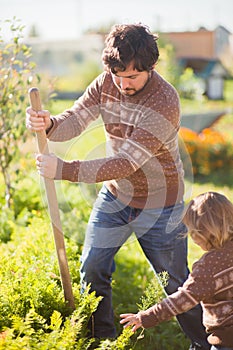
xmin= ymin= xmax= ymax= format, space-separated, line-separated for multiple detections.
xmin=0 ymin=18 xmax=39 ymax=208
xmin=178 ymin=68 xmax=204 ymax=100
xmin=0 ymin=208 xmax=15 ymax=243
xmin=0 ymin=216 xmax=102 ymax=348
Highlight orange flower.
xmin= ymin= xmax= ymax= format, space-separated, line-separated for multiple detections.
xmin=200 ymin=128 xmax=225 ymax=144
xmin=179 ymin=127 xmax=199 ymax=142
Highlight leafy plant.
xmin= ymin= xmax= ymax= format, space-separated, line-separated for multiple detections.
xmin=0 ymin=207 xmax=15 ymax=243
xmin=137 ymin=271 xmax=169 ymax=311
xmin=0 ymin=17 xmax=40 ymax=208
xmin=0 ymin=216 xmax=102 ymax=348
xmin=178 ymin=67 xmax=204 ymax=100
xmin=0 ymin=308 xmax=96 ymax=349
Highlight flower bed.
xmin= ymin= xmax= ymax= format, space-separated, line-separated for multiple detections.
xmin=179 ymin=127 xmax=233 ymax=176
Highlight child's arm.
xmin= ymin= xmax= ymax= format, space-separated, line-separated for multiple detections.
xmin=120 ymin=258 xmax=214 ymax=331
xmin=120 ymin=288 xmax=197 ymax=331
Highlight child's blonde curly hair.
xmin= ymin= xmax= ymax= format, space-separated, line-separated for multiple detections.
xmin=183 ymin=192 xmax=233 ymax=250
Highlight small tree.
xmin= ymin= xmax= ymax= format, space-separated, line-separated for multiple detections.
xmin=156 ymin=42 xmax=182 ymax=88
xmin=0 ymin=18 xmax=39 ymax=208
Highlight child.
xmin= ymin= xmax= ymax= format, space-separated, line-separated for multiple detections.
xmin=120 ymin=192 xmax=233 ymax=350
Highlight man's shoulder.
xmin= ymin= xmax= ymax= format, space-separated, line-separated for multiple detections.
xmin=152 ymin=71 xmax=176 ymax=89
xmin=150 ymin=71 xmax=179 ymax=102
xmin=85 ymin=71 xmax=115 ymax=98
xmin=95 ymin=71 xmax=111 ymax=84
xmin=92 ymin=71 xmax=115 ymax=91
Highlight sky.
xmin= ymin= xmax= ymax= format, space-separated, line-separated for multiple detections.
xmin=1 ymin=0 xmax=233 ymax=41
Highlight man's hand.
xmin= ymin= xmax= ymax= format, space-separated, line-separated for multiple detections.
xmin=26 ymin=107 xmax=52 ymax=132
xmin=36 ymin=153 xmax=58 ymax=179
xmin=120 ymin=313 xmax=142 ymax=332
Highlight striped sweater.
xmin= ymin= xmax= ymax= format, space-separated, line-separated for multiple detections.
xmin=138 ymin=240 xmax=233 ymax=347
xmin=48 ymin=70 xmax=184 ymax=209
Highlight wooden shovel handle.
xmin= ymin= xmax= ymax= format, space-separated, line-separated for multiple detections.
xmin=28 ymin=87 xmax=49 ymax=155
xmin=28 ymin=87 xmax=75 ymax=310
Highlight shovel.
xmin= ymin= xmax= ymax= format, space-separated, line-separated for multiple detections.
xmin=28 ymin=87 xmax=75 ymax=310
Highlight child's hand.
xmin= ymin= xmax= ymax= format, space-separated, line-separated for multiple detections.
xmin=120 ymin=313 xmax=142 ymax=332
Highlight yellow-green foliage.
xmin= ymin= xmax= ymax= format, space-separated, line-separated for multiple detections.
xmin=0 ymin=217 xmax=102 ymax=349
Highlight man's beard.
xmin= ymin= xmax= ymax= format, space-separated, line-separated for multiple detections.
xmin=120 ymin=88 xmax=136 ymax=95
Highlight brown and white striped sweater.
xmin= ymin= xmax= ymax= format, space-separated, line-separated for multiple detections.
xmin=138 ymin=240 xmax=233 ymax=347
xmin=48 ymin=70 xmax=184 ymax=209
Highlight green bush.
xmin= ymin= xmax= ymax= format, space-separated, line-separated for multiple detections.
xmin=0 ymin=208 xmax=15 ymax=243
xmin=0 ymin=216 xmax=102 ymax=348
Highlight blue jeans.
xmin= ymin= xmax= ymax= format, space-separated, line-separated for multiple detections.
xmin=80 ymin=186 xmax=210 ymax=349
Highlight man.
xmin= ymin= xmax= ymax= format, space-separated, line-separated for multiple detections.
xmin=26 ymin=23 xmax=210 ymax=350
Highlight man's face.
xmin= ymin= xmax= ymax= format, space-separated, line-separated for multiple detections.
xmin=111 ymin=62 xmax=150 ymax=96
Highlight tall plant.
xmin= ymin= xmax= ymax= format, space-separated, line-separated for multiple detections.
xmin=0 ymin=18 xmax=39 ymax=208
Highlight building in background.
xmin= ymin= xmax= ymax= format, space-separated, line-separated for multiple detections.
xmin=161 ymin=25 xmax=232 ymax=99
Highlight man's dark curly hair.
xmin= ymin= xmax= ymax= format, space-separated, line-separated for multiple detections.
xmin=102 ymin=23 xmax=159 ymax=73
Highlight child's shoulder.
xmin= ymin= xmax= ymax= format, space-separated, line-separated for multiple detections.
xmin=224 ymin=239 xmax=233 ymax=250
xmin=194 ymin=240 xmax=233 ymax=273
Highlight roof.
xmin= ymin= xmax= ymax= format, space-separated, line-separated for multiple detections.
xmin=179 ymin=58 xmax=229 ymax=78
xmin=181 ymin=110 xmax=226 ymax=133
